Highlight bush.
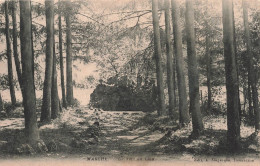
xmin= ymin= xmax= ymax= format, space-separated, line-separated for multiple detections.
xmin=89 ymin=76 xmax=157 ymax=111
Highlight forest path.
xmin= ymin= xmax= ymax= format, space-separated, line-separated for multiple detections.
xmin=0 ymin=106 xmax=258 ymax=161
xmin=76 ymin=108 xmax=167 ymax=158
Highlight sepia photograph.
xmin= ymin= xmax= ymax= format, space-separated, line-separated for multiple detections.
xmin=0 ymin=0 xmax=259 ymax=165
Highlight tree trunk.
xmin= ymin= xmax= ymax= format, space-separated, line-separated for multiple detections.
xmin=30 ymin=1 xmax=35 ymax=86
xmin=232 ymin=2 xmax=242 ymax=120
xmin=41 ymin=0 xmax=54 ymax=122
xmin=185 ymin=0 xmax=203 ymax=136
xmin=65 ymin=0 xmax=74 ymax=106
xmin=152 ymin=0 xmax=166 ymax=116
xmin=19 ymin=0 xmax=40 ymax=142
xmin=5 ymin=0 xmax=16 ymax=106
xmin=51 ymin=19 xmax=61 ymax=119
xmin=248 ymin=84 xmax=253 ymax=119
xmin=205 ymin=22 xmax=212 ymax=112
xmin=173 ymin=53 xmax=177 ymax=110
xmin=171 ymin=0 xmax=189 ymax=125
xmin=58 ymin=0 xmax=67 ymax=108
xmin=243 ymin=0 xmax=260 ymax=130
xmin=164 ymin=0 xmax=175 ymax=118
xmin=222 ymin=0 xmax=240 ymax=150
xmin=0 ymin=93 xmax=3 ymax=112
xmin=11 ymin=1 xmax=23 ymax=98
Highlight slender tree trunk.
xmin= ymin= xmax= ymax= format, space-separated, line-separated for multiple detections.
xmin=0 ymin=92 xmax=3 ymax=112
xmin=58 ymin=0 xmax=67 ymax=108
xmin=11 ymin=1 xmax=23 ymax=98
xmin=248 ymin=84 xmax=253 ymax=119
xmin=173 ymin=53 xmax=177 ymax=110
xmin=51 ymin=22 xmax=60 ymax=119
xmin=152 ymin=0 xmax=166 ymax=116
xmin=222 ymin=0 xmax=240 ymax=150
xmin=164 ymin=0 xmax=175 ymax=118
xmin=205 ymin=0 xmax=212 ymax=112
xmin=30 ymin=1 xmax=35 ymax=86
xmin=5 ymin=0 xmax=16 ymax=106
xmin=171 ymin=0 xmax=189 ymax=125
xmin=205 ymin=23 xmax=212 ymax=112
xmin=185 ymin=0 xmax=203 ymax=136
xmin=19 ymin=0 xmax=40 ymax=142
xmin=65 ymin=0 xmax=74 ymax=106
xmin=41 ymin=0 xmax=54 ymax=122
xmin=243 ymin=0 xmax=260 ymax=130
xmin=242 ymin=85 xmax=246 ymax=115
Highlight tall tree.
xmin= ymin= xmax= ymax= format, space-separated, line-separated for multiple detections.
xmin=152 ymin=0 xmax=166 ymax=116
xmin=19 ymin=0 xmax=40 ymax=142
xmin=30 ymin=1 xmax=35 ymax=84
xmin=185 ymin=0 xmax=203 ymax=136
xmin=51 ymin=21 xmax=60 ymax=119
xmin=11 ymin=0 xmax=23 ymax=97
xmin=222 ymin=0 xmax=240 ymax=150
xmin=41 ymin=0 xmax=54 ymax=122
xmin=5 ymin=0 xmax=16 ymax=106
xmin=205 ymin=3 xmax=212 ymax=112
xmin=65 ymin=0 xmax=74 ymax=106
xmin=58 ymin=0 xmax=67 ymax=108
xmin=242 ymin=0 xmax=260 ymax=130
xmin=205 ymin=26 xmax=212 ymax=112
xmin=171 ymin=0 xmax=189 ymax=125
xmin=164 ymin=0 xmax=175 ymax=118
xmin=232 ymin=2 xmax=242 ymax=119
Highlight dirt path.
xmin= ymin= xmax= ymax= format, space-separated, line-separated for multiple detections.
xmin=76 ymin=108 xmax=166 ymax=157
xmin=0 ymin=106 xmax=259 ymax=162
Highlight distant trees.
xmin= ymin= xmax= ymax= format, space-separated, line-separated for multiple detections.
xmin=152 ymin=0 xmax=166 ymax=116
xmin=222 ymin=0 xmax=240 ymax=150
xmin=242 ymin=0 xmax=259 ymax=131
xmin=5 ymin=0 xmax=16 ymax=106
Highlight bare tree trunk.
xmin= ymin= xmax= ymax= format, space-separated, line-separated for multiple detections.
xmin=58 ymin=0 xmax=67 ymax=108
xmin=173 ymin=53 xmax=177 ymax=110
xmin=0 ymin=93 xmax=3 ymax=112
xmin=19 ymin=0 xmax=40 ymax=142
xmin=243 ymin=0 xmax=260 ymax=130
xmin=65 ymin=0 xmax=74 ymax=106
xmin=248 ymin=84 xmax=253 ymax=119
xmin=30 ymin=1 xmax=35 ymax=86
xmin=51 ymin=21 xmax=61 ymax=119
xmin=152 ymin=0 xmax=166 ymax=116
xmin=232 ymin=2 xmax=242 ymax=119
xmin=41 ymin=0 xmax=54 ymax=122
xmin=205 ymin=24 xmax=212 ymax=112
xmin=5 ymin=0 xmax=16 ymax=106
xmin=164 ymin=0 xmax=175 ymax=118
xmin=222 ymin=0 xmax=240 ymax=150
xmin=171 ymin=0 xmax=189 ymax=125
xmin=205 ymin=1 xmax=212 ymax=112
xmin=11 ymin=1 xmax=23 ymax=98
xmin=185 ymin=0 xmax=203 ymax=136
